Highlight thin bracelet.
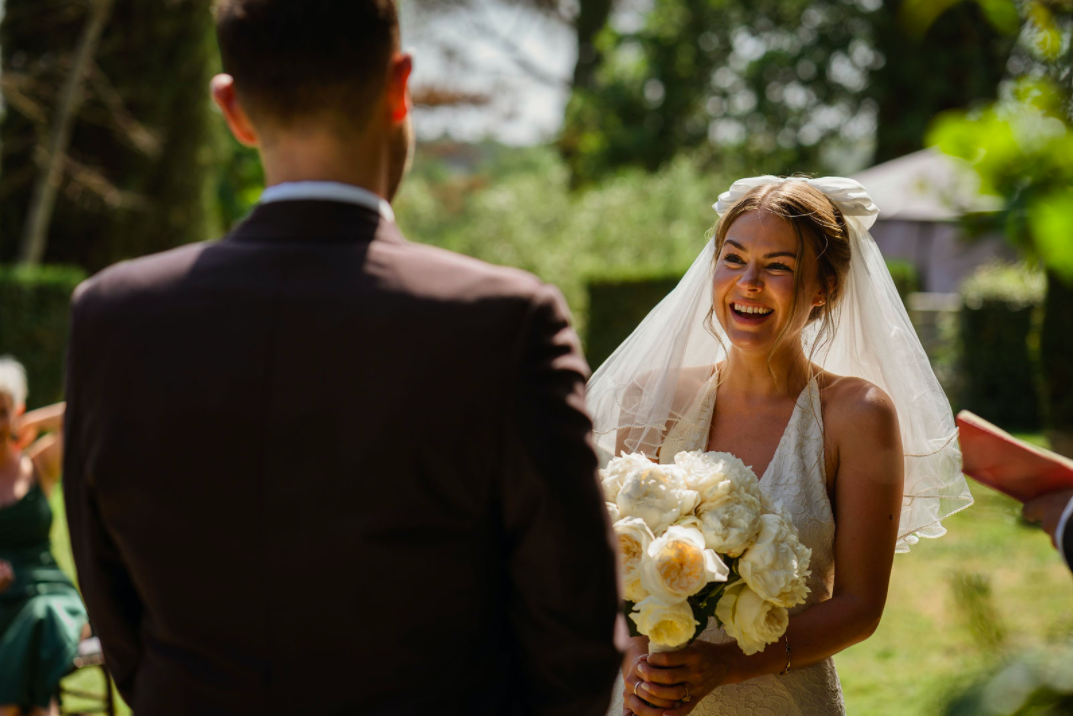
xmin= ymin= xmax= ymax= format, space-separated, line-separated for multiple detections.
xmin=778 ymin=635 xmax=792 ymax=675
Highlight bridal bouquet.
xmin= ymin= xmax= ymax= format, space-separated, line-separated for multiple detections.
xmin=602 ymin=451 xmax=811 ymax=655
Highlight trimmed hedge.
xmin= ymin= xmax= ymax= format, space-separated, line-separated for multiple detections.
xmin=958 ymin=263 xmax=1044 ymax=431
xmin=886 ymin=260 xmax=920 ymax=303
xmin=0 ymin=265 xmax=85 ymax=409
xmin=586 ymin=271 xmax=684 ymax=370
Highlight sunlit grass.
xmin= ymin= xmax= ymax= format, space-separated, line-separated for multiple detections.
xmin=836 ymin=434 xmax=1073 ymax=715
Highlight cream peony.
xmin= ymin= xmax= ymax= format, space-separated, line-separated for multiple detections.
xmin=616 ymin=465 xmax=689 ymax=535
xmin=695 ymin=492 xmax=763 ymax=557
xmin=640 ymin=525 xmax=728 ymax=604
xmin=673 ymin=450 xmax=762 ymax=507
xmin=715 ymin=581 xmax=789 ymax=656
xmin=737 ymin=513 xmax=812 ymax=608
xmin=631 ymin=597 xmax=699 ymax=651
xmin=600 ymin=452 xmax=655 ymax=503
xmin=614 ymin=517 xmax=655 ymax=602
xmin=606 ymin=502 xmax=621 ymax=523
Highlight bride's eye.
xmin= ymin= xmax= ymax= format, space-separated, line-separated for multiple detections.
xmin=724 ymin=253 xmax=744 ymax=264
xmin=768 ymin=262 xmax=792 ymax=272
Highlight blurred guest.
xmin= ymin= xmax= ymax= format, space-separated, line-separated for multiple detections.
xmin=1023 ymin=488 xmax=1073 ymax=573
xmin=0 ymin=357 xmax=88 ymax=716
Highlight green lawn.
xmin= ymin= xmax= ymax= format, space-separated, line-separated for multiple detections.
xmin=47 ymin=438 xmax=1072 ymax=716
xmin=834 ymin=436 xmax=1073 ymax=715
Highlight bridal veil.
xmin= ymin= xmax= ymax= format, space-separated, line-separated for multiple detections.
xmin=586 ymin=175 xmax=974 ymax=553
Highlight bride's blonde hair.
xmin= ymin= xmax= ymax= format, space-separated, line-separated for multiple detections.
xmin=706 ymin=179 xmax=853 ymax=383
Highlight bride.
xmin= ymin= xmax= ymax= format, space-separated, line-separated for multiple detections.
xmin=588 ymin=176 xmax=973 ymax=715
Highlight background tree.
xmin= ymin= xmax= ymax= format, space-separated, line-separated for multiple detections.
xmin=559 ymin=0 xmax=1016 ymax=185
xmin=927 ymin=0 xmax=1073 ymax=453
xmin=0 ymin=0 xmax=221 ymax=273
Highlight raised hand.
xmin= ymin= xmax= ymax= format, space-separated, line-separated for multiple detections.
xmin=1023 ymin=489 xmax=1073 ymax=548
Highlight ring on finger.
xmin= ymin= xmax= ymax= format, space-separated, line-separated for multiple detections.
xmin=633 ymin=681 xmax=641 ymax=697
xmin=683 ymin=684 xmax=692 ymax=702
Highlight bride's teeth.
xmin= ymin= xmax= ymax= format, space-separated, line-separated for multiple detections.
xmin=734 ymin=304 xmax=772 ymax=315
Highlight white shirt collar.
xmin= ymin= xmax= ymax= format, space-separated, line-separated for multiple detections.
xmin=259 ymin=181 xmax=395 ymax=223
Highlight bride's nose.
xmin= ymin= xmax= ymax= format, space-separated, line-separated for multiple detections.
xmin=738 ymin=263 xmax=763 ymax=292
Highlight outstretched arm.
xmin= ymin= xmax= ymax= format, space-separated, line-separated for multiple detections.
xmin=21 ymin=401 xmax=66 ymax=495
xmin=502 ymin=283 xmax=625 ymax=715
xmin=630 ymin=383 xmax=904 ymax=716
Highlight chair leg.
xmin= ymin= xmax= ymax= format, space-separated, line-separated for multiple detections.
xmin=103 ymin=666 xmax=115 ymax=716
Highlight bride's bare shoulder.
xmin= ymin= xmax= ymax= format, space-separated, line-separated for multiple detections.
xmin=817 ymin=370 xmax=899 ymax=439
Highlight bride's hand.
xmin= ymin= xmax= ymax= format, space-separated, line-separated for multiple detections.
xmin=621 ymin=637 xmax=682 ymax=716
xmin=637 ymin=641 xmax=737 ymax=716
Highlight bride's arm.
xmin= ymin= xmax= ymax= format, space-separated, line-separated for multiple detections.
xmin=629 ymin=383 xmax=903 ymax=716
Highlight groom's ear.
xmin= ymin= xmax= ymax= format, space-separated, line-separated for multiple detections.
xmin=211 ymin=74 xmax=259 ymax=147
xmin=385 ymin=53 xmax=413 ymax=125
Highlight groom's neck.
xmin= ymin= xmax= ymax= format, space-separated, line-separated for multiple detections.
xmin=258 ymin=126 xmax=392 ymax=200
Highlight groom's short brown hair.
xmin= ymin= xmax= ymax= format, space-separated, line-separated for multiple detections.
xmin=213 ymin=0 xmax=400 ymax=132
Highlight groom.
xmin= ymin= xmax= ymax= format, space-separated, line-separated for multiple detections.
xmin=63 ymin=1 xmax=622 ymax=712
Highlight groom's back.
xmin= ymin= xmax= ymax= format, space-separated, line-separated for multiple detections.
xmin=63 ymin=201 xmax=620 ymax=713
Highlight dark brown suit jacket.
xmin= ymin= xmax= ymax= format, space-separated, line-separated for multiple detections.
xmin=63 ymin=200 xmax=622 ymax=714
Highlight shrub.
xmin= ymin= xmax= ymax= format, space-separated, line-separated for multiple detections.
xmin=958 ymin=262 xmax=1044 ymax=430
xmin=586 ymin=270 xmax=685 ymax=370
xmin=394 ymin=148 xmax=727 ymax=342
xmin=0 ymin=265 xmax=85 ymax=409
xmin=886 ymin=260 xmax=920 ymax=303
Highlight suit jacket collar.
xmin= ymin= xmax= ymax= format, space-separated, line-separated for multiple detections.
xmin=226 ymin=199 xmax=406 ymax=245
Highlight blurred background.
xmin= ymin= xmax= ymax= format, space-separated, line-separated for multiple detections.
xmin=1 ymin=0 xmax=1071 ymax=713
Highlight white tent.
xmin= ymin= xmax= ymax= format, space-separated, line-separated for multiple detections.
xmin=852 ymin=148 xmax=1015 ymax=292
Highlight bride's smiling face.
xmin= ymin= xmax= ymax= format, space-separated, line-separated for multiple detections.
xmin=712 ymin=209 xmax=826 ymax=354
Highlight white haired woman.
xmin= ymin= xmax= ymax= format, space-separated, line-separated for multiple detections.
xmin=0 ymin=357 xmax=88 ymax=716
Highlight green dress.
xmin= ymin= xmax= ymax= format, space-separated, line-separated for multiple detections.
xmin=0 ymin=476 xmax=88 ymax=709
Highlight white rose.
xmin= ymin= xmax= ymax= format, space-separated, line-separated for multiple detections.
xmin=600 ymin=452 xmax=655 ymax=503
xmin=614 ymin=517 xmax=655 ymax=602
xmin=640 ymin=525 xmax=729 ymax=604
xmin=616 ymin=465 xmax=688 ymax=535
xmin=695 ymin=492 xmax=763 ymax=557
xmin=737 ymin=513 xmax=812 ymax=608
xmin=715 ymin=581 xmax=789 ymax=656
xmin=631 ymin=596 xmax=698 ymax=651
xmin=606 ymin=502 xmax=621 ymax=523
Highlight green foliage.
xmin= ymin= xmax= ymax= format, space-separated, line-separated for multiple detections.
xmin=960 ymin=261 xmax=1046 ymax=308
xmin=586 ymin=271 xmax=685 ymax=370
xmin=217 ymin=139 xmax=265 ymax=231
xmin=0 ymin=0 xmax=223 ymax=273
xmin=0 ymin=265 xmax=85 ymax=409
xmin=886 ymin=259 xmax=921 ymax=303
xmin=958 ymin=262 xmax=1043 ymax=430
xmin=559 ymin=0 xmax=1013 ymax=184
xmin=1040 ymin=270 xmax=1073 ymax=440
xmin=395 ymin=146 xmax=728 ymax=342
xmin=950 ymin=570 xmax=1009 ymax=652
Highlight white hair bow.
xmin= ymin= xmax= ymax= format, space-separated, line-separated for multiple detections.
xmin=713 ymin=175 xmax=880 ymax=230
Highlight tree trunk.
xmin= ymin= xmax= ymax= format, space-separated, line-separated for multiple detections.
xmin=1041 ymin=270 xmax=1073 ymax=457
xmin=1 ymin=0 xmax=221 ymax=273
xmin=572 ymin=0 xmax=614 ymax=92
xmin=17 ymin=0 xmax=114 ymax=267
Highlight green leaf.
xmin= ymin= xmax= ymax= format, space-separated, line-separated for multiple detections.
xmin=1029 ymin=187 xmax=1073 ymax=282
xmin=623 ymin=601 xmax=643 ymax=638
xmin=977 ymin=0 xmax=1022 ymax=35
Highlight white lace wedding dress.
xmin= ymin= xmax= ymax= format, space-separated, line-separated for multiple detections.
xmin=610 ymin=371 xmax=845 ymax=716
